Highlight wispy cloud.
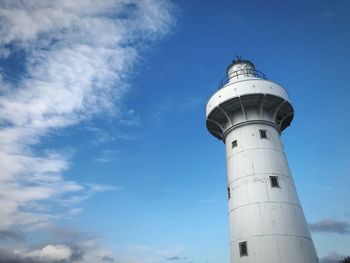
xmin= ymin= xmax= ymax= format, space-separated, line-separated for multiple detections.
xmin=178 ymin=95 xmax=204 ymax=111
xmin=121 ymin=244 xmax=184 ymax=263
xmin=86 ymin=124 xmax=136 ymax=146
xmin=119 ymin=109 xmax=141 ymax=126
xmin=309 ymin=218 xmax=350 ymax=234
xmin=92 ymin=149 xmax=120 ymax=163
xmin=153 ymin=94 xmax=203 ymax=123
xmin=93 ymin=158 xmax=110 ymax=163
xmin=167 ymin=256 xmax=188 ymax=261
xmin=60 ymin=184 xmax=121 ymax=207
xmin=0 ymin=0 xmax=176 ymax=260
xmin=197 ymin=198 xmax=219 ymax=204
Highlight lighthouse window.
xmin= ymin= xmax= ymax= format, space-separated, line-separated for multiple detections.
xmin=259 ymin=129 xmax=267 ymax=139
xmin=270 ymin=176 xmax=279 ymax=188
xmin=239 ymin=241 xmax=248 ymax=256
xmin=227 ymin=187 xmax=231 ymax=199
xmin=232 ymin=140 xmax=238 ymax=148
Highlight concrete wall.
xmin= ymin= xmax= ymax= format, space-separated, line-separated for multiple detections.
xmin=225 ymin=123 xmax=318 ymax=263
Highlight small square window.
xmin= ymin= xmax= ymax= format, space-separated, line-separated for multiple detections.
xmin=239 ymin=241 xmax=248 ymax=256
xmin=232 ymin=140 xmax=237 ymax=148
xmin=259 ymin=129 xmax=267 ymax=139
xmin=270 ymin=176 xmax=279 ymax=188
xmin=227 ymin=187 xmax=231 ymax=199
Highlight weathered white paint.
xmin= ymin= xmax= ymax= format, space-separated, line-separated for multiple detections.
xmin=206 ymin=60 xmax=318 ymax=263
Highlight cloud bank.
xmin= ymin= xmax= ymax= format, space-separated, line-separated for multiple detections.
xmin=166 ymin=256 xmax=188 ymax=261
xmin=0 ymin=242 xmax=113 ymax=263
xmin=0 ymin=0 xmax=175 ymax=262
xmin=309 ymin=218 xmax=350 ymax=234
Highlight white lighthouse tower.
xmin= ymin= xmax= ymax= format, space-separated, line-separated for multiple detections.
xmin=206 ymin=59 xmax=318 ymax=263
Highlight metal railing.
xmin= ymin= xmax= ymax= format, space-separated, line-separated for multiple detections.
xmin=218 ymin=69 xmax=267 ymax=89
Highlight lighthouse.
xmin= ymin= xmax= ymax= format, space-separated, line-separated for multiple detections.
xmin=205 ymin=59 xmax=318 ymax=263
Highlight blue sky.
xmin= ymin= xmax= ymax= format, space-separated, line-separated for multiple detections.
xmin=0 ymin=0 xmax=349 ymax=262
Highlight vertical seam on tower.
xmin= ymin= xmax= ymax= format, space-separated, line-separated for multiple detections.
xmin=238 ymin=96 xmax=246 ymax=120
xmin=258 ymin=94 xmax=266 ymax=118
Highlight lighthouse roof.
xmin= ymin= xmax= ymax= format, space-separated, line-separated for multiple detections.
xmin=226 ymin=59 xmax=255 ymax=75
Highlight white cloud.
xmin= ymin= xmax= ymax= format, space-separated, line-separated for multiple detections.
xmin=118 ymin=244 xmax=185 ymax=263
xmin=25 ymin=244 xmax=73 ymax=262
xmin=0 ymin=0 xmax=175 ymax=247
xmin=0 ymin=239 xmax=119 ymax=263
